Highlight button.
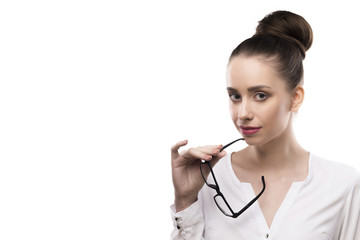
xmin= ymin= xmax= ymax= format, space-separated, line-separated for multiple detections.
xmin=265 ymin=233 xmax=269 ymax=238
xmin=177 ymin=225 xmax=180 ymax=229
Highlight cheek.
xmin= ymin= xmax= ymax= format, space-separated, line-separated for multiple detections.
xmin=229 ymin=103 xmax=239 ymax=124
xmin=260 ymin=100 xmax=290 ymax=128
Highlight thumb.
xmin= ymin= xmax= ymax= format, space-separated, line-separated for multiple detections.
xmin=171 ymin=140 xmax=188 ymax=160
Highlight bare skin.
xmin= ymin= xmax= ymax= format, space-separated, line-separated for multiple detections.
xmin=226 ymin=56 xmax=309 ymax=226
xmin=231 ymin=124 xmax=309 ymax=227
xmin=171 ymin=141 xmax=227 ymax=212
xmin=171 ymin=55 xmax=309 ymax=227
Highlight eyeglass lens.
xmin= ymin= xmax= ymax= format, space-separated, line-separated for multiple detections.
xmin=214 ymin=194 xmax=234 ymax=216
xmin=200 ymin=162 xmax=216 ymax=188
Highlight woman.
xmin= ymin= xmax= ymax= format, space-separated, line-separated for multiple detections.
xmin=170 ymin=11 xmax=360 ymax=240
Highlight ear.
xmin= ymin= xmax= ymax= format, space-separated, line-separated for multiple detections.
xmin=290 ymin=85 xmax=305 ymax=112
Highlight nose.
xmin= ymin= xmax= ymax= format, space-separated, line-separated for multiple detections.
xmin=238 ymin=100 xmax=253 ymax=121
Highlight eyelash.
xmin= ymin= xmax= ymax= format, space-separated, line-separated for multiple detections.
xmin=229 ymin=93 xmax=241 ymax=101
xmin=254 ymin=92 xmax=268 ymax=101
xmin=228 ymin=92 xmax=268 ymax=102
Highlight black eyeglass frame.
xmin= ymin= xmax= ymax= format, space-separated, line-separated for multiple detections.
xmin=200 ymin=138 xmax=266 ymax=218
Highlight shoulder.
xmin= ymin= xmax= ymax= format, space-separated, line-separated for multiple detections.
xmin=310 ymin=153 xmax=360 ymax=189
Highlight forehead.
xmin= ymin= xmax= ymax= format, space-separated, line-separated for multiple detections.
xmin=226 ymin=56 xmax=286 ymax=90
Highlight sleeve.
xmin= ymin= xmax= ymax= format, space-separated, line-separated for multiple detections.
xmin=170 ymin=200 xmax=205 ymax=240
xmin=339 ymin=170 xmax=360 ymax=240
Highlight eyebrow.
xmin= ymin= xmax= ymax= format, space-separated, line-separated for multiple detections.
xmin=227 ymin=85 xmax=272 ymax=92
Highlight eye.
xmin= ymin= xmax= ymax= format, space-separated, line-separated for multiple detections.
xmin=229 ymin=93 xmax=241 ymax=102
xmin=254 ymin=92 xmax=268 ymax=101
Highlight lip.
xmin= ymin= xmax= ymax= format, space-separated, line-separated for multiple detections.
xmin=239 ymin=126 xmax=262 ymax=136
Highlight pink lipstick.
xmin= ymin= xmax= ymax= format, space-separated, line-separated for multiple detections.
xmin=240 ymin=126 xmax=261 ymax=136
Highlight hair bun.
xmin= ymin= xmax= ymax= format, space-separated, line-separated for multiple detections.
xmin=255 ymin=10 xmax=313 ymax=59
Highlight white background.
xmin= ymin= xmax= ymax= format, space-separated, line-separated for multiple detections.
xmin=1 ymin=0 xmax=359 ymax=239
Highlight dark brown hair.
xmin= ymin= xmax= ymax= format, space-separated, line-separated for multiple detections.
xmin=229 ymin=11 xmax=313 ymax=90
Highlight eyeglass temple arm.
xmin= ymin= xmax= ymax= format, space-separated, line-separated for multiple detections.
xmin=232 ymin=175 xmax=266 ymax=218
xmin=220 ymin=138 xmax=244 ymax=152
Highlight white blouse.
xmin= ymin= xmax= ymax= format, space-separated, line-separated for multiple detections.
xmin=170 ymin=153 xmax=360 ymax=240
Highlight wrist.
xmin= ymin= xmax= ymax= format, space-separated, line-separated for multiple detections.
xmin=174 ymin=196 xmax=197 ymax=212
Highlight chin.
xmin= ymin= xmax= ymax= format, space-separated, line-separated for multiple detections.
xmin=242 ymin=130 xmax=285 ymax=147
xmin=241 ymin=132 xmax=273 ymax=147
xmin=242 ymin=136 xmax=263 ymax=146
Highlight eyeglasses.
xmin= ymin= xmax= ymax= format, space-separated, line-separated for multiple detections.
xmin=200 ymin=138 xmax=266 ymax=218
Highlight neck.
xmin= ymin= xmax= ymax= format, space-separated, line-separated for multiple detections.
xmin=247 ymin=123 xmax=306 ymax=171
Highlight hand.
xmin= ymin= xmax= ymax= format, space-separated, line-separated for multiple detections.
xmin=171 ymin=140 xmax=227 ymax=212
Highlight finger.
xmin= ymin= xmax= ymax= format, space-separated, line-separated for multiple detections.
xmin=180 ymin=144 xmax=223 ymax=161
xmin=197 ymin=150 xmax=227 ymax=178
xmin=209 ymin=150 xmax=227 ymax=167
xmin=198 ymin=145 xmax=223 ymax=157
xmin=171 ymin=140 xmax=188 ymax=159
xmin=180 ymin=147 xmax=213 ymax=161
xmin=179 ymin=145 xmax=220 ymax=161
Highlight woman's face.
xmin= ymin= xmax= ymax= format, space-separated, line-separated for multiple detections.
xmin=226 ymin=56 xmax=294 ymax=146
